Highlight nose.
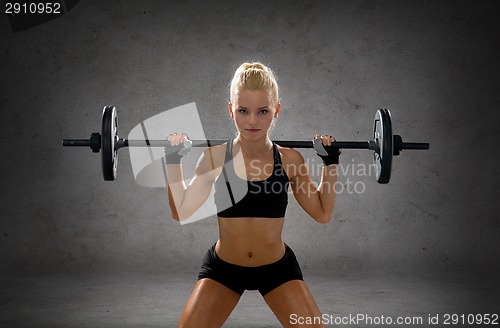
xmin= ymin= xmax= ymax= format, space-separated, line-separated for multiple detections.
xmin=248 ymin=113 xmax=258 ymax=125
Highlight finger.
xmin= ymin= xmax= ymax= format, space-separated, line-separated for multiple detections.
xmin=171 ymin=133 xmax=177 ymax=145
xmin=171 ymin=133 xmax=189 ymax=146
xmin=315 ymin=134 xmax=334 ymax=146
xmin=315 ymin=135 xmax=326 ymax=145
xmin=167 ymin=133 xmax=179 ymax=146
xmin=319 ymin=135 xmax=330 ymax=146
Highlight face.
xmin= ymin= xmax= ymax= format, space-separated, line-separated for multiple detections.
xmin=229 ymin=88 xmax=280 ymax=141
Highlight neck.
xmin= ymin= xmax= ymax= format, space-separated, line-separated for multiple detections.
xmin=234 ymin=134 xmax=273 ymax=155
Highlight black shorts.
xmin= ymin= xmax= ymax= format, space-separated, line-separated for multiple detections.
xmin=198 ymin=242 xmax=304 ymax=296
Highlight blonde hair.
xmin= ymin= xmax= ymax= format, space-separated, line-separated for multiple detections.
xmin=229 ymin=62 xmax=279 ymax=108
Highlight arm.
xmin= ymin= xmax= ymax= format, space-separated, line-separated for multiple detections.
xmin=165 ymin=148 xmax=217 ymax=221
xmin=288 ymin=149 xmax=338 ymax=224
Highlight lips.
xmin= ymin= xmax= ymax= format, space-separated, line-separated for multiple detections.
xmin=246 ymin=129 xmax=261 ymax=133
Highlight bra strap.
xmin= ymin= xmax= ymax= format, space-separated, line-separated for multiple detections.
xmin=221 ymin=140 xmax=235 ymax=206
xmin=273 ymin=142 xmax=283 ymax=167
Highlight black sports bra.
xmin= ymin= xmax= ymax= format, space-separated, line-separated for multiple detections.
xmin=214 ymin=139 xmax=289 ymax=218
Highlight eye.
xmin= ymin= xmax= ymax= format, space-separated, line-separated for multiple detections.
xmin=238 ymin=109 xmax=248 ymax=114
xmin=259 ymin=109 xmax=269 ymax=114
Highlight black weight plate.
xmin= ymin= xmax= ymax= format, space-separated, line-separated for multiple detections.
xmin=101 ymin=106 xmax=118 ymax=181
xmin=373 ymin=108 xmax=393 ymax=184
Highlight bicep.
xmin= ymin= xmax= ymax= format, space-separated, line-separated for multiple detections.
xmin=289 ymin=154 xmax=324 ymax=219
xmin=180 ymin=173 xmax=214 ymax=217
xmin=178 ymin=149 xmax=219 ymax=218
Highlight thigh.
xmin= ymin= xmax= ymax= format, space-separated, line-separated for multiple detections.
xmin=263 ymin=280 xmax=324 ymax=328
xmin=178 ymin=278 xmax=241 ymax=328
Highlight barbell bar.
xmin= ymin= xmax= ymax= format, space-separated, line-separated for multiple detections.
xmin=62 ymin=106 xmax=429 ymax=183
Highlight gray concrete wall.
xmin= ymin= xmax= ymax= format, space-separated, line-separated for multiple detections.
xmin=1 ymin=0 xmax=499 ymax=276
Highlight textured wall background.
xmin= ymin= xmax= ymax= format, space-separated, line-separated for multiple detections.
xmin=1 ymin=0 xmax=499 ymax=277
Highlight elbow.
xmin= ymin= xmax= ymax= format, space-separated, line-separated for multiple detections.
xmin=168 ymin=204 xmax=181 ymax=221
xmin=171 ymin=213 xmax=181 ymax=222
xmin=168 ymin=204 xmax=187 ymax=222
xmin=316 ymin=211 xmax=333 ymax=224
xmin=170 ymin=213 xmax=189 ymax=222
xmin=167 ymin=188 xmax=191 ymax=221
xmin=170 ymin=206 xmax=191 ymax=222
xmin=317 ymin=216 xmax=332 ymax=224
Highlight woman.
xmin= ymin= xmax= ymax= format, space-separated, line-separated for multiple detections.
xmin=164 ymin=62 xmax=340 ymax=328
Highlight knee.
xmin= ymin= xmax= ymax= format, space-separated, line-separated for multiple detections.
xmin=178 ymin=315 xmax=221 ymax=328
xmin=178 ymin=308 xmax=226 ymax=328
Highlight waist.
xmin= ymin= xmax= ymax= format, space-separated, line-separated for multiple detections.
xmin=215 ymin=239 xmax=286 ymax=267
xmin=217 ymin=217 xmax=285 ymax=240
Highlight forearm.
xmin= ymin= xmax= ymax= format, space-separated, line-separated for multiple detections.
xmin=317 ymin=164 xmax=338 ymax=222
xmin=165 ymin=163 xmax=187 ymax=221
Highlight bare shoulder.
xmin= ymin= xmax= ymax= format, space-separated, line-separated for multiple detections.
xmin=194 ymin=142 xmax=226 ymax=177
xmin=278 ymin=145 xmax=305 ymax=165
xmin=277 ymin=145 xmax=306 ymax=179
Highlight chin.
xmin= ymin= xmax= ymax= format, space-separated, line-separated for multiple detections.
xmin=242 ymin=131 xmax=266 ymax=139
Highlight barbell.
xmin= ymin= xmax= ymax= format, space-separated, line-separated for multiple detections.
xmin=62 ymin=106 xmax=429 ymax=183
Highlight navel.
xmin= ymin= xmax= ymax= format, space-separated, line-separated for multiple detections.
xmin=248 ymin=252 xmax=253 ymax=258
